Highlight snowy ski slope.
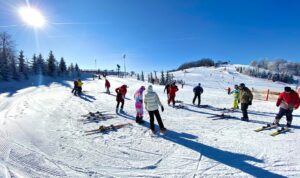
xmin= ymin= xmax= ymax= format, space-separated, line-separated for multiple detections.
xmin=0 ymin=66 xmax=299 ymax=177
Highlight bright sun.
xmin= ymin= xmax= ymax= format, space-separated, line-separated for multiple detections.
xmin=18 ymin=7 xmax=45 ymax=28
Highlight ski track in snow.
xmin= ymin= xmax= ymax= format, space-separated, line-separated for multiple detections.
xmin=0 ymin=66 xmax=299 ymax=177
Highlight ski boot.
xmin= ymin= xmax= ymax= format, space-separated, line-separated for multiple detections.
xmin=241 ymin=117 xmax=249 ymax=122
xmin=160 ymin=128 xmax=167 ymax=134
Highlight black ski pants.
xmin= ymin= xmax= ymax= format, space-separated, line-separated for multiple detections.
xmin=193 ymin=93 xmax=201 ymax=106
xmin=116 ymin=100 xmax=124 ymax=109
xmin=276 ymin=108 xmax=293 ymax=123
xmin=148 ymin=110 xmax=165 ymax=131
xmin=241 ymin=103 xmax=249 ymax=119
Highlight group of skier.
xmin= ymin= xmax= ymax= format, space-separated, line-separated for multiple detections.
xmin=71 ymin=79 xmax=83 ymax=96
xmin=74 ymin=76 xmax=300 ymax=133
xmin=228 ymin=83 xmax=300 ymax=127
xmin=114 ymin=83 xmax=166 ymax=134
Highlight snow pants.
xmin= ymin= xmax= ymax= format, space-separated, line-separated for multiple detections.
xmin=275 ymin=108 xmax=293 ymax=125
xmin=116 ymin=99 xmax=124 ymax=109
xmin=241 ymin=103 xmax=249 ymax=119
xmin=168 ymin=94 xmax=176 ymax=106
xmin=148 ymin=110 xmax=165 ymax=131
xmin=135 ymin=102 xmax=143 ymax=117
xmin=193 ymin=93 xmax=201 ymax=106
xmin=233 ymin=98 xmax=239 ymax=109
xmin=106 ymin=87 xmax=110 ymax=94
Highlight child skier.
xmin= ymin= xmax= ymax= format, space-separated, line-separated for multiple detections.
xmin=229 ymin=84 xmax=239 ymax=109
xmin=273 ymin=87 xmax=300 ymax=127
xmin=144 ymin=85 xmax=166 ymax=134
xmin=115 ymin=85 xmax=127 ymax=113
xmin=134 ymin=86 xmax=146 ymax=124
xmin=105 ymin=78 xmax=111 ymax=94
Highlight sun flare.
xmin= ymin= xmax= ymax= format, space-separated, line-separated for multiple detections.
xmin=18 ymin=6 xmax=45 ymax=28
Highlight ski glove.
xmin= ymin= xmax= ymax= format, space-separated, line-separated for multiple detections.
xmin=161 ymin=106 xmax=164 ymax=112
xmin=249 ymin=100 xmax=252 ymax=105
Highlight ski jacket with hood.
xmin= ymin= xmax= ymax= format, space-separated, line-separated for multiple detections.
xmin=239 ymin=87 xmax=253 ymax=104
xmin=168 ymin=85 xmax=178 ymax=96
xmin=115 ymin=85 xmax=127 ymax=101
xmin=276 ymin=90 xmax=300 ymax=110
xmin=144 ymin=85 xmax=162 ymax=111
xmin=105 ymin=79 xmax=110 ymax=88
xmin=193 ymin=86 xmax=203 ymax=95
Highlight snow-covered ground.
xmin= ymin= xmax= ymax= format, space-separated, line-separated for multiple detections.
xmin=0 ymin=67 xmax=299 ymax=177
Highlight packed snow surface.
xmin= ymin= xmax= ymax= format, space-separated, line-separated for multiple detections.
xmin=0 ymin=66 xmax=299 ymax=177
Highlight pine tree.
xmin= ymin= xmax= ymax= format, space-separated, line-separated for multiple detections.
xmin=166 ymin=71 xmax=170 ymax=84
xmin=154 ymin=71 xmax=158 ymax=80
xmin=0 ymin=32 xmax=14 ymax=81
xmin=141 ymin=71 xmax=144 ymax=81
xmin=150 ymin=72 xmax=153 ymax=83
xmin=59 ymin=57 xmax=67 ymax=76
xmin=10 ymin=57 xmax=19 ymax=80
xmin=37 ymin=54 xmax=45 ymax=75
xmin=68 ymin=63 xmax=75 ymax=77
xmin=137 ymin=73 xmax=140 ymax=80
xmin=23 ymin=59 xmax=29 ymax=80
xmin=47 ymin=51 xmax=56 ymax=76
xmin=18 ymin=50 xmax=25 ymax=79
xmin=31 ymin=54 xmax=38 ymax=75
xmin=160 ymin=71 xmax=165 ymax=85
xmin=75 ymin=63 xmax=80 ymax=77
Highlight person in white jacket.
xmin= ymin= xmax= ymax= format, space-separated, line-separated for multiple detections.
xmin=144 ymin=85 xmax=166 ymax=133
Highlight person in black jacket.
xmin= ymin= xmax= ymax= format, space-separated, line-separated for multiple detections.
xmin=193 ymin=83 xmax=203 ymax=106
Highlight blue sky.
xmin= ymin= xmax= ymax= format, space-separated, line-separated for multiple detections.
xmin=0 ymin=0 xmax=300 ymax=72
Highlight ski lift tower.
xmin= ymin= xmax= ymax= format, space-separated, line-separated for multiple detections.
xmin=123 ymin=54 xmax=126 ymax=77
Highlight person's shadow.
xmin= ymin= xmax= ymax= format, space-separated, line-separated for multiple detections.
xmin=79 ymin=93 xmax=96 ymax=102
xmin=117 ymin=112 xmax=286 ymax=178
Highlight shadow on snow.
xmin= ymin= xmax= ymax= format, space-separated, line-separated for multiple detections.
xmin=117 ymin=112 xmax=286 ymax=178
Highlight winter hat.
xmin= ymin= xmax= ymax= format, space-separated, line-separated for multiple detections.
xmin=147 ymin=85 xmax=153 ymax=92
xmin=284 ymin=86 xmax=292 ymax=92
xmin=198 ymin=83 xmax=201 ymax=86
xmin=239 ymin=83 xmax=245 ymax=88
xmin=140 ymin=86 xmax=145 ymax=90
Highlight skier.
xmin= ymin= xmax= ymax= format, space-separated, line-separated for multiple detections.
xmin=72 ymin=80 xmax=79 ymax=96
xmin=168 ymin=82 xmax=179 ymax=106
xmin=273 ymin=87 xmax=300 ymax=127
xmin=144 ymin=85 xmax=166 ymax=134
xmin=229 ymin=84 xmax=239 ymax=109
xmin=238 ymin=83 xmax=253 ymax=121
xmin=134 ymin=86 xmax=146 ymax=124
xmin=77 ymin=79 xmax=83 ymax=95
xmin=164 ymin=83 xmax=170 ymax=95
xmin=193 ymin=83 xmax=203 ymax=107
xmin=115 ymin=85 xmax=127 ymax=113
xmin=105 ymin=78 xmax=111 ymax=94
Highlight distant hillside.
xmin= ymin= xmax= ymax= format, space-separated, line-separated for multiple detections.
xmin=177 ymin=58 xmax=215 ymax=70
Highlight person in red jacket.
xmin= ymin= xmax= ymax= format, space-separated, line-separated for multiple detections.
xmin=115 ymin=85 xmax=127 ymax=113
xmin=105 ymin=78 xmax=111 ymax=94
xmin=168 ymin=82 xmax=179 ymax=106
xmin=273 ymin=86 xmax=300 ymax=127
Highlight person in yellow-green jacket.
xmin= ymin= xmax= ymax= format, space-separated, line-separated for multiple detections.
xmin=229 ymin=84 xmax=239 ymax=110
xmin=77 ymin=79 xmax=83 ymax=95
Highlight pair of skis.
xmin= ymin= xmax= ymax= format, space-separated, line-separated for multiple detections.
xmin=84 ymin=123 xmax=132 ymax=135
xmin=254 ymin=124 xmax=290 ymax=136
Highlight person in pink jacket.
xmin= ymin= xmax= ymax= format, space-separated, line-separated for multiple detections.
xmin=134 ymin=86 xmax=145 ymax=124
